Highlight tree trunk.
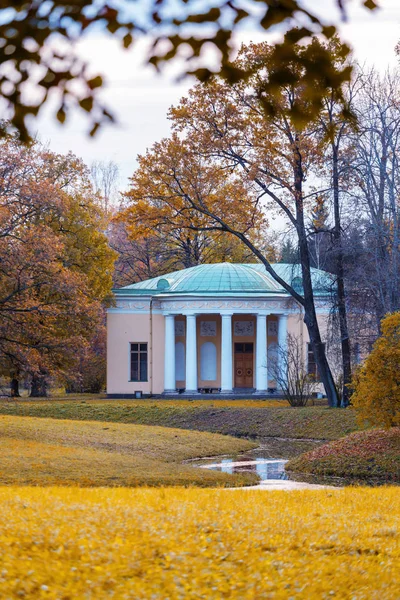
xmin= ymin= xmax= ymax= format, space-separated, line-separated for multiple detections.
xmin=10 ymin=377 xmax=20 ymax=398
xmin=332 ymin=144 xmax=352 ymax=406
xmin=300 ymin=236 xmax=339 ymax=407
xmin=30 ymin=371 xmax=48 ymax=397
xmin=294 ymin=144 xmax=340 ymax=408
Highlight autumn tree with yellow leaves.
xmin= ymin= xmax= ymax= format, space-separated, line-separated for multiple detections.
xmin=352 ymin=312 xmax=400 ymax=428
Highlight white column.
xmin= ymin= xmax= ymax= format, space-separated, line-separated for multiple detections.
xmin=278 ymin=314 xmax=288 ymax=388
xmin=185 ymin=314 xmax=198 ymax=393
xmin=255 ymin=313 xmax=268 ymax=393
xmin=164 ymin=314 xmax=176 ymax=393
xmin=221 ymin=314 xmax=233 ymax=393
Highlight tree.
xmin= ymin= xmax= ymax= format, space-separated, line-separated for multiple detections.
xmin=122 ymin=39 xmax=353 ymax=407
xmin=308 ymin=195 xmax=331 ymax=271
xmin=119 ymin=171 xmax=273 ymax=275
xmin=0 ymin=223 xmax=102 ymax=396
xmin=350 ymin=70 xmax=400 ymax=327
xmin=65 ymin=327 xmax=107 ymax=394
xmin=108 ymin=222 xmax=165 ymax=286
xmin=0 ymin=1 xmax=378 ymax=140
xmin=279 ymin=239 xmax=299 ymax=264
xmin=164 ymin=39 xmax=338 ymax=406
xmin=0 ymin=133 xmax=116 ymax=395
xmin=314 ymin=49 xmax=364 ymax=405
xmin=91 ymin=160 xmax=120 ymax=215
xmin=351 ymin=311 xmax=400 ymax=428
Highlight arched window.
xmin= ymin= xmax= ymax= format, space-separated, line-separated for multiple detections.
xmin=200 ymin=342 xmax=217 ymax=381
xmin=175 ymin=341 xmax=185 ymax=381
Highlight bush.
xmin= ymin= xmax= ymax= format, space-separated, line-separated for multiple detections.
xmin=351 ymin=312 xmax=400 ymax=428
xmin=272 ymin=334 xmax=319 ymax=406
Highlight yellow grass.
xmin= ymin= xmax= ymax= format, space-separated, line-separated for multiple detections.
xmin=0 ymin=415 xmax=258 ymax=487
xmin=0 ymin=487 xmax=398 ymax=599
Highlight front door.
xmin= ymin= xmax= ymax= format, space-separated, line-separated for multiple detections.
xmin=234 ymin=343 xmax=254 ymax=388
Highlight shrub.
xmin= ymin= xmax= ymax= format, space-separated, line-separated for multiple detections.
xmin=272 ymin=334 xmax=319 ymax=407
xmin=351 ymin=312 xmax=400 ymax=428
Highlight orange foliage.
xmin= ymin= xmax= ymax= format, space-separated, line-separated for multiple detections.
xmin=120 ymin=133 xmax=271 ymax=270
xmin=0 ymin=135 xmax=115 ymax=390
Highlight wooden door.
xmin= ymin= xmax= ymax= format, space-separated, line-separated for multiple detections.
xmin=234 ymin=343 xmax=254 ymax=388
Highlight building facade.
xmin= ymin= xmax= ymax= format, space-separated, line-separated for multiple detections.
xmin=107 ymin=263 xmax=332 ymax=397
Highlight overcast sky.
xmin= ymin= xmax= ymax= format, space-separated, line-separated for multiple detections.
xmin=34 ymin=0 xmax=400 ymax=190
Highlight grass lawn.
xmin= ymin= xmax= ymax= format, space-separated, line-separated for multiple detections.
xmin=0 ymin=487 xmax=398 ymax=599
xmin=0 ymin=398 xmax=358 ymax=441
xmin=287 ymin=428 xmax=400 ymax=483
xmin=0 ymin=415 xmax=258 ymax=487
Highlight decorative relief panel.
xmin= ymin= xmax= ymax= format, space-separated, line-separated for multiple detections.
xmin=161 ymin=299 xmax=292 ymax=311
xmin=115 ymin=300 xmax=149 ymax=310
xmin=200 ymin=321 xmax=217 ymax=336
xmin=234 ymin=320 xmax=254 ymax=336
xmin=175 ymin=321 xmax=185 ymax=336
xmin=268 ymin=321 xmax=278 ymax=336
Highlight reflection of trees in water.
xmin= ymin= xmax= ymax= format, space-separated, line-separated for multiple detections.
xmin=216 ymin=459 xmax=288 ymax=480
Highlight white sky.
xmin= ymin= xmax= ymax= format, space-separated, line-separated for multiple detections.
xmin=33 ymin=0 xmax=400 ymax=190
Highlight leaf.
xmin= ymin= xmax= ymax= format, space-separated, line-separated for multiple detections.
xmin=364 ymin=0 xmax=379 ymax=9
xmin=87 ymin=76 xmax=103 ymax=90
xmin=79 ymin=97 xmax=94 ymax=112
xmin=123 ymin=33 xmax=133 ymax=49
xmin=321 ymin=25 xmax=337 ymax=39
xmin=57 ymin=107 xmax=66 ymax=124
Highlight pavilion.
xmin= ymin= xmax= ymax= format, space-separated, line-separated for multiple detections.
xmin=106 ymin=263 xmax=331 ymax=398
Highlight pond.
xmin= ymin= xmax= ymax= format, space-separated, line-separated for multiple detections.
xmin=201 ymin=457 xmax=288 ymax=480
xmin=197 ymin=452 xmax=337 ymax=489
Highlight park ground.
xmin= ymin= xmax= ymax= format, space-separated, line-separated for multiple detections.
xmin=0 ymin=396 xmax=398 ymax=483
xmin=0 ymin=395 xmax=357 ymax=441
xmin=0 ymin=397 xmax=399 ymax=598
xmin=0 ymin=413 xmax=258 ymax=487
xmin=1 ymin=487 xmax=399 ymax=599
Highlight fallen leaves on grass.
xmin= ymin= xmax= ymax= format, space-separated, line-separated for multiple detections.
xmin=0 ymin=416 xmax=258 ymax=487
xmin=287 ymin=428 xmax=400 ymax=482
xmin=0 ymin=487 xmax=398 ymax=599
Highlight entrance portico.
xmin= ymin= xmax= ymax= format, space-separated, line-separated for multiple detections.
xmin=163 ymin=308 xmax=289 ymax=395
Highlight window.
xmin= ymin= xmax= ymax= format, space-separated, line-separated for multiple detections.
xmin=130 ymin=343 xmax=148 ymax=382
xmin=307 ymin=343 xmax=325 ymax=380
xmin=234 ymin=343 xmax=254 ymax=354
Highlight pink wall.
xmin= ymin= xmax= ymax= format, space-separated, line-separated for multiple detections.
xmin=107 ymin=312 xmax=153 ymax=395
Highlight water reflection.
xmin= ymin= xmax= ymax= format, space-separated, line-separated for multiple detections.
xmin=202 ymin=458 xmax=288 ymax=480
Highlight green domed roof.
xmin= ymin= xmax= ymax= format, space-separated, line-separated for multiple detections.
xmin=114 ymin=263 xmax=332 ymax=297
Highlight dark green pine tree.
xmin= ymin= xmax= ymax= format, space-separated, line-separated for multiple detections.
xmin=279 ymin=239 xmax=300 ymax=264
